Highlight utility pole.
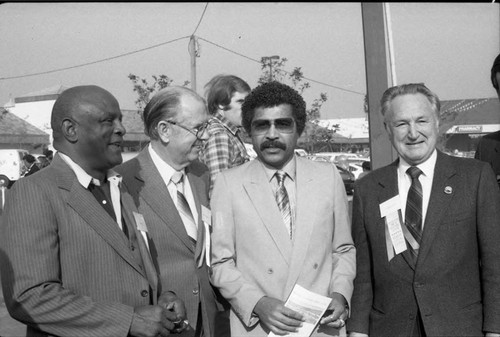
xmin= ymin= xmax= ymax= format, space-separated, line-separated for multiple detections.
xmin=189 ymin=35 xmax=199 ymax=92
xmin=262 ymin=55 xmax=280 ymax=81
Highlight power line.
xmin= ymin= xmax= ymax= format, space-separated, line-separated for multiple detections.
xmin=0 ymin=36 xmax=190 ymax=81
xmin=192 ymin=3 xmax=209 ymax=36
xmin=197 ymin=36 xmax=365 ymax=96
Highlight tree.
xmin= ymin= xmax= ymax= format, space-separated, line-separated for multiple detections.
xmin=128 ymin=74 xmax=189 ymax=111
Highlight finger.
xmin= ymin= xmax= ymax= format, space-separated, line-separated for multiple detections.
xmin=160 ymin=313 xmax=175 ymax=331
xmin=158 ymin=326 xmax=172 ymax=337
xmin=282 ymin=307 xmax=305 ymax=321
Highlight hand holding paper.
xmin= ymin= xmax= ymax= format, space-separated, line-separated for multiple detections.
xmin=254 ymin=296 xmax=304 ymax=336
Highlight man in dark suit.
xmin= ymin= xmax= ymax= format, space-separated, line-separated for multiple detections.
xmin=475 ymin=53 xmax=500 ymax=187
xmin=22 ymin=154 xmax=40 ymax=177
xmin=347 ymin=83 xmax=500 ymax=337
xmin=116 ymin=86 xmax=228 ymax=337
xmin=0 ymin=85 xmax=186 ymax=337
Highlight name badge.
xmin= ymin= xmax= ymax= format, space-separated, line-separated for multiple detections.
xmin=379 ymin=195 xmax=407 ymax=260
xmin=133 ymin=212 xmax=148 ymax=232
xmin=201 ymin=205 xmax=212 ymax=267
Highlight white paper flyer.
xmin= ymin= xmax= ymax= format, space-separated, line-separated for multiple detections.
xmin=268 ymin=284 xmax=332 ymax=337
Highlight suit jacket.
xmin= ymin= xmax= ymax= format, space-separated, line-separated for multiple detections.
xmin=210 ymin=156 xmax=356 ymax=337
xmin=475 ymin=130 xmax=500 ymax=186
xmin=0 ymin=153 xmax=158 ymax=337
xmin=24 ymin=163 xmax=40 ymax=177
xmin=347 ymin=151 xmax=500 ymax=336
xmin=116 ymin=149 xmax=226 ymax=337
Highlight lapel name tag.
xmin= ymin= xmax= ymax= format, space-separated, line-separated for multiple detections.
xmin=201 ymin=205 xmax=212 ymax=267
xmin=380 ymin=195 xmax=407 ymax=260
xmin=133 ymin=212 xmax=148 ymax=232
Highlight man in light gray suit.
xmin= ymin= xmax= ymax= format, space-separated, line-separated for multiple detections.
xmin=0 ymin=85 xmax=186 ymax=337
xmin=116 ymin=86 xmax=229 ymax=337
xmin=210 ymin=81 xmax=356 ymax=337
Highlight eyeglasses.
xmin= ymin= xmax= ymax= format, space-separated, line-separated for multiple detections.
xmin=165 ymin=120 xmax=209 ymax=139
xmin=251 ymin=118 xmax=295 ymax=135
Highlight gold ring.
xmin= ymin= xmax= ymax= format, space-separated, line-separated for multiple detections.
xmin=338 ymin=318 xmax=345 ymax=327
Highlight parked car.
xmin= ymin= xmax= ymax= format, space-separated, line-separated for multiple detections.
xmin=307 ymin=155 xmax=355 ymax=195
xmin=0 ymin=149 xmax=29 ymax=188
xmin=335 ymin=165 xmax=355 ymax=195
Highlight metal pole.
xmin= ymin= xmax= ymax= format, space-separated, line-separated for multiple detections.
xmin=189 ymin=35 xmax=197 ymax=92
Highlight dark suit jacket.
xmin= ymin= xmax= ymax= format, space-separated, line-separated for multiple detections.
xmin=116 ymin=149 xmax=227 ymax=337
xmin=0 ymin=153 xmax=158 ymax=337
xmin=24 ymin=163 xmax=40 ymax=177
xmin=348 ymin=151 xmax=500 ymax=336
xmin=475 ymin=130 xmax=500 ymax=186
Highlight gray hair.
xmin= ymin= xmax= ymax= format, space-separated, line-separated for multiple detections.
xmin=380 ymin=83 xmax=440 ymax=119
xmin=142 ymin=86 xmax=205 ymax=140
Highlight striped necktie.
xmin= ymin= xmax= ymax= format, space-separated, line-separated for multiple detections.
xmin=275 ymin=170 xmax=293 ymax=240
xmin=405 ymin=166 xmax=423 ymax=261
xmin=171 ymin=171 xmax=198 ymax=242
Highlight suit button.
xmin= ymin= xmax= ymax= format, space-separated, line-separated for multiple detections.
xmin=414 ymin=282 xmax=423 ymax=288
xmin=141 ymin=290 xmax=149 ymax=297
xmin=193 ymin=289 xmax=199 ymax=295
xmin=131 ymin=245 xmax=135 ymax=251
xmin=313 ymin=263 xmax=318 ymax=269
xmin=267 ymin=268 xmax=273 ymax=274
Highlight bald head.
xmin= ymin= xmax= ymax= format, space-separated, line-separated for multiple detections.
xmin=50 ymin=85 xmax=125 ymax=179
xmin=51 ymin=85 xmax=119 ymax=145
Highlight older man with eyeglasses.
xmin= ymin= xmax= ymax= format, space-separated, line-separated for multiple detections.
xmin=209 ymin=81 xmax=356 ymax=337
xmin=116 ymin=86 xmax=230 ymax=337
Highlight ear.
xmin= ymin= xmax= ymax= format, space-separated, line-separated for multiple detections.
xmin=156 ymin=120 xmax=171 ymax=144
xmin=61 ymin=118 xmax=78 ymax=143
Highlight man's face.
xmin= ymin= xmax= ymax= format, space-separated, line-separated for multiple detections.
xmin=164 ymin=95 xmax=209 ymax=170
xmin=221 ymin=91 xmax=248 ymax=127
xmin=384 ymin=93 xmax=439 ymax=166
xmin=251 ymin=104 xmax=299 ymax=169
xmin=74 ymin=91 xmax=125 ymax=175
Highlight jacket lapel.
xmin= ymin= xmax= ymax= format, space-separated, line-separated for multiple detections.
xmin=135 ymin=150 xmax=196 ymax=253
xmin=416 ymin=151 xmax=456 ymax=268
xmin=53 ymin=156 xmax=147 ymax=277
xmin=285 ymin=157 xmax=317 ymax=291
xmin=186 ymin=168 xmax=208 ymax=266
xmin=243 ymin=160 xmax=292 ymax=264
xmin=121 ymin=186 xmax=159 ymax=294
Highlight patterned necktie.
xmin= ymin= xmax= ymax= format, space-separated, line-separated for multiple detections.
xmin=405 ymin=166 xmax=423 ymax=260
xmin=275 ymin=170 xmax=293 ymax=239
xmin=171 ymin=171 xmax=198 ymax=242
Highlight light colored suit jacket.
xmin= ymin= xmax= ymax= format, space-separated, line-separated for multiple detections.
xmin=116 ymin=149 xmax=227 ymax=337
xmin=210 ymin=156 xmax=356 ymax=337
xmin=348 ymin=151 xmax=500 ymax=336
xmin=0 ymin=153 xmax=158 ymax=337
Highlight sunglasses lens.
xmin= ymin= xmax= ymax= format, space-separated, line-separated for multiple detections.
xmin=251 ymin=118 xmax=295 ymax=134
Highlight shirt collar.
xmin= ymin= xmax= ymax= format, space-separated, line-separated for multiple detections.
xmin=398 ymin=149 xmax=437 ymax=179
xmin=148 ymin=144 xmax=185 ymax=183
xmin=59 ymin=152 xmax=122 ymax=188
xmin=212 ymin=111 xmax=241 ymax=135
xmin=261 ymin=155 xmax=297 ymax=183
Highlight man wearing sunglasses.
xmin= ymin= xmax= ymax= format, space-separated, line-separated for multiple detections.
xmin=116 ymin=86 xmax=229 ymax=337
xmin=210 ymin=81 xmax=356 ymax=337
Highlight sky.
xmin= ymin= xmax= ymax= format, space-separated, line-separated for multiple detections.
xmin=0 ymin=2 xmax=498 ymax=120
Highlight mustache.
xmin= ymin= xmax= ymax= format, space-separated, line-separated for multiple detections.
xmin=260 ymin=140 xmax=286 ymax=151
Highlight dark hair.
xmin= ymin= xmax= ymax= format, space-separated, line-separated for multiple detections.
xmin=142 ymin=86 xmax=205 ymax=140
xmin=362 ymin=161 xmax=371 ymax=171
xmin=23 ymin=154 xmax=36 ymax=164
xmin=241 ymin=81 xmax=307 ymax=135
xmin=204 ymin=74 xmax=251 ymax=115
xmin=491 ymin=53 xmax=500 ymax=91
